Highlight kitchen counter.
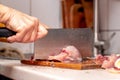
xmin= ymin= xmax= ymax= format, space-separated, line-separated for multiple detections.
xmin=0 ymin=59 xmax=119 ymax=80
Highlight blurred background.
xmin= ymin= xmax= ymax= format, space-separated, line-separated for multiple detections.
xmin=0 ymin=0 xmax=120 ymax=59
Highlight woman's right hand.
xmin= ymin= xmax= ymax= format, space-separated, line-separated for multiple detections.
xmin=0 ymin=4 xmax=48 ymax=43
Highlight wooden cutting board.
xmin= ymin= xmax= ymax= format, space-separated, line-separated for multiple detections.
xmin=21 ymin=59 xmax=101 ymax=70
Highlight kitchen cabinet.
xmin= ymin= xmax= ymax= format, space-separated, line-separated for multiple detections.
xmin=61 ymin=0 xmax=93 ymax=28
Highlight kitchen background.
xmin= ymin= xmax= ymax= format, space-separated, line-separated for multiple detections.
xmin=0 ymin=0 xmax=120 ymax=57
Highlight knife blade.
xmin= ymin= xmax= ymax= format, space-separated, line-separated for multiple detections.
xmin=34 ymin=28 xmax=94 ymax=60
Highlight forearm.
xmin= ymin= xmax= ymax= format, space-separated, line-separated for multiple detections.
xmin=0 ymin=4 xmax=11 ymax=23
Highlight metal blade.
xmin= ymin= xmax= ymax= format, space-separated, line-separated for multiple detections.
xmin=34 ymin=28 xmax=93 ymax=59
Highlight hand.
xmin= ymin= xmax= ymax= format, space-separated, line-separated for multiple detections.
xmin=0 ymin=4 xmax=48 ymax=43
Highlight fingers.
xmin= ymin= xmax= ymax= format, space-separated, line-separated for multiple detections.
xmin=7 ymin=21 xmax=48 ymax=43
xmin=7 ymin=29 xmax=28 ymax=43
xmin=37 ymin=23 xmax=48 ymax=39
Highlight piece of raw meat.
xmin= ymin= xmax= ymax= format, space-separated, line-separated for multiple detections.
xmin=95 ymin=54 xmax=120 ymax=73
xmin=48 ymin=45 xmax=82 ymax=63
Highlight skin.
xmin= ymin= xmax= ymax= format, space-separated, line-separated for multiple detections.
xmin=0 ymin=4 xmax=48 ymax=43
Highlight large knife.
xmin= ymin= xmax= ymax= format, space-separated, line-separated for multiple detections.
xmin=20 ymin=28 xmax=102 ymax=70
xmin=34 ymin=28 xmax=94 ymax=59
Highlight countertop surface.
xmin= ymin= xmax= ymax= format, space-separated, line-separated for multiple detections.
xmin=0 ymin=59 xmax=119 ymax=80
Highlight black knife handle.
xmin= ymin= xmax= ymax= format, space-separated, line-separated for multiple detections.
xmin=0 ymin=28 xmax=16 ymax=37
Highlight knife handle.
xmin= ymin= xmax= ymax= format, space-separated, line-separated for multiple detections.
xmin=0 ymin=28 xmax=16 ymax=37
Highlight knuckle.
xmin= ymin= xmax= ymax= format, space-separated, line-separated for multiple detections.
xmin=33 ymin=17 xmax=39 ymax=25
xmin=30 ymin=38 xmax=36 ymax=42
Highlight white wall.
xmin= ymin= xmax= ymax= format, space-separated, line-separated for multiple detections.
xmin=99 ymin=0 xmax=120 ymax=54
xmin=0 ymin=0 xmax=30 ymax=14
xmin=31 ymin=0 xmax=62 ymax=28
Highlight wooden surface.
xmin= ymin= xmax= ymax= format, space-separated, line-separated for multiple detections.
xmin=70 ymin=4 xmax=86 ymax=28
xmin=61 ymin=0 xmax=75 ymax=28
xmin=0 ymin=38 xmax=8 ymax=42
xmin=21 ymin=59 xmax=101 ymax=70
xmin=0 ymin=23 xmax=5 ymax=27
xmin=81 ymin=0 xmax=93 ymax=28
xmin=61 ymin=0 xmax=93 ymax=28
xmin=0 ymin=24 xmax=8 ymax=42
